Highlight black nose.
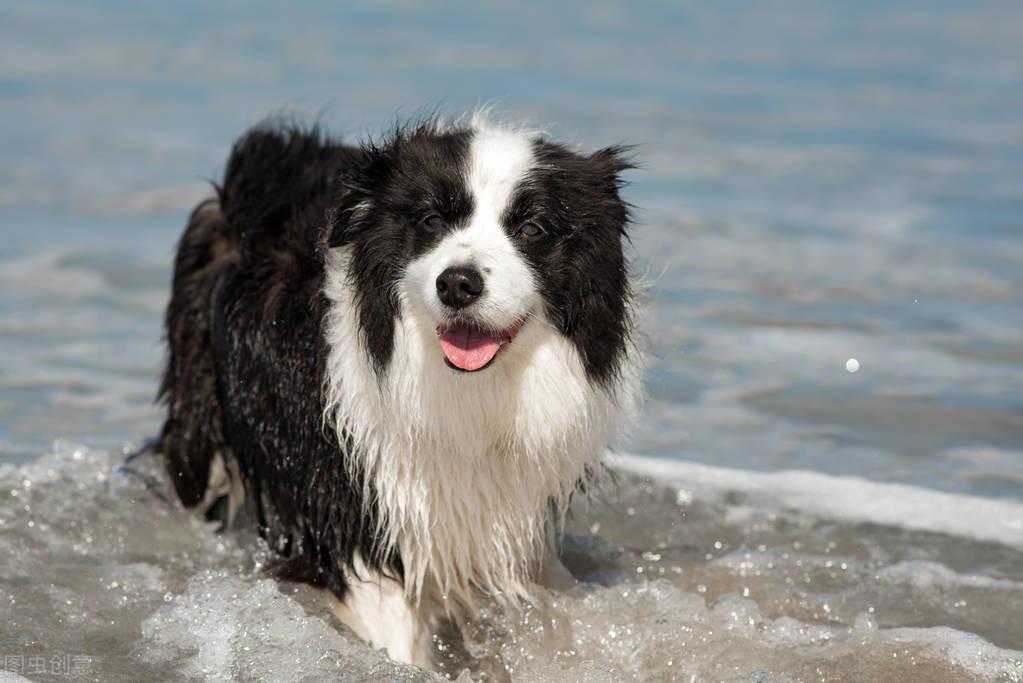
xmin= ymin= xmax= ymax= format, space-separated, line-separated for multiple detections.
xmin=436 ymin=266 xmax=484 ymax=309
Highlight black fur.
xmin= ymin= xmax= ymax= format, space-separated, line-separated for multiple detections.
xmin=159 ymin=124 xmax=395 ymax=595
xmin=158 ymin=118 xmax=633 ymax=603
xmin=327 ymin=122 xmax=475 ymax=373
xmin=512 ymin=139 xmax=635 ymax=387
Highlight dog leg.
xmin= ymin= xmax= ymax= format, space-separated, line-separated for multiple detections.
xmin=326 ymin=555 xmax=434 ymax=668
xmin=538 ymin=542 xmax=577 ymax=592
xmin=538 ymin=516 xmax=577 ymax=591
xmin=194 ymin=450 xmax=245 ymax=528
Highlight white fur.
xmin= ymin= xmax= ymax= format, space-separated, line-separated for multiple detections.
xmin=197 ymin=450 xmax=245 ymax=527
xmin=325 ymin=555 xmax=434 ymax=667
xmin=321 ymin=121 xmax=641 ymax=663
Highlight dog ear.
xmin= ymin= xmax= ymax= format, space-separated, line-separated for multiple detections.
xmin=324 ymin=142 xmax=404 ymax=374
xmin=590 ymin=144 xmax=636 ymax=183
xmin=522 ymin=140 xmax=636 ymax=387
xmin=327 ymin=146 xmax=388 ymax=250
xmin=586 ymin=145 xmax=636 ymax=237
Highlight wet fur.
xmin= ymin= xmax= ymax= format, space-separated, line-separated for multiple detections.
xmin=158 ymin=115 xmax=638 ymax=665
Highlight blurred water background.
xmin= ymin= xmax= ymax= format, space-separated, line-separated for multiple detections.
xmin=2 ymin=0 xmax=1021 ymax=497
xmin=1 ymin=2 xmax=1022 ymax=680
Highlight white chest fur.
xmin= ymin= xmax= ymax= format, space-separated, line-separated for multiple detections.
xmin=322 ymin=248 xmax=636 ymax=608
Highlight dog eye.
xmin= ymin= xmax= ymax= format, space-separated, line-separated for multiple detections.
xmin=420 ymin=214 xmax=445 ymax=232
xmin=519 ymin=222 xmax=544 ymax=241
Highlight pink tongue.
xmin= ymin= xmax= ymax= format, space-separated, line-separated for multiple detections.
xmin=439 ymin=326 xmax=503 ymax=371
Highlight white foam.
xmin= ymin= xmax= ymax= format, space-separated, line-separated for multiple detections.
xmin=465 ymin=581 xmax=1023 ymax=682
xmin=878 ymin=560 xmax=1023 ymax=592
xmin=140 ymin=572 xmax=434 ymax=682
xmin=613 ymin=452 xmax=1023 ymax=548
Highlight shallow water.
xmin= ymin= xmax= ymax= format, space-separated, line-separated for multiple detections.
xmin=2 ymin=1 xmax=1022 ymax=681
xmin=2 ymin=445 xmax=1022 ymax=681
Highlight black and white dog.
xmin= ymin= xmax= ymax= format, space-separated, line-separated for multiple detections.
xmin=158 ymin=113 xmax=640 ymax=666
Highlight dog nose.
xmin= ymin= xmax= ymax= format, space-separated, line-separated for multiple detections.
xmin=436 ymin=266 xmax=484 ymax=308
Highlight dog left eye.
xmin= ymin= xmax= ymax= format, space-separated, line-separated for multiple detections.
xmin=519 ymin=222 xmax=544 ymax=241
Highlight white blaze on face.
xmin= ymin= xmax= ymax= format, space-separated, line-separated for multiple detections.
xmin=404 ymin=126 xmax=539 ymax=331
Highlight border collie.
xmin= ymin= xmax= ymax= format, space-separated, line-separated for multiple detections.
xmin=157 ymin=113 xmax=640 ymax=667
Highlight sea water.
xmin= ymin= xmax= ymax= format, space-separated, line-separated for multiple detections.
xmin=1 ymin=1 xmax=1022 ymax=680
xmin=1 ymin=443 xmax=1021 ymax=681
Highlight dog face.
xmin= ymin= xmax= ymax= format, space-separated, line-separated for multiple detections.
xmin=329 ymin=119 xmax=633 ymax=388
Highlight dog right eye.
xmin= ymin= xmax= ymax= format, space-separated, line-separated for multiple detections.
xmin=420 ymin=214 xmax=445 ymax=233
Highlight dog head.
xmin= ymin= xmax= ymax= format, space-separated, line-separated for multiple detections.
xmin=328 ymin=116 xmax=634 ymax=390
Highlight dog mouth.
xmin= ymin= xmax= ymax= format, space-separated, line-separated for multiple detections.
xmin=436 ymin=321 xmax=523 ymax=372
